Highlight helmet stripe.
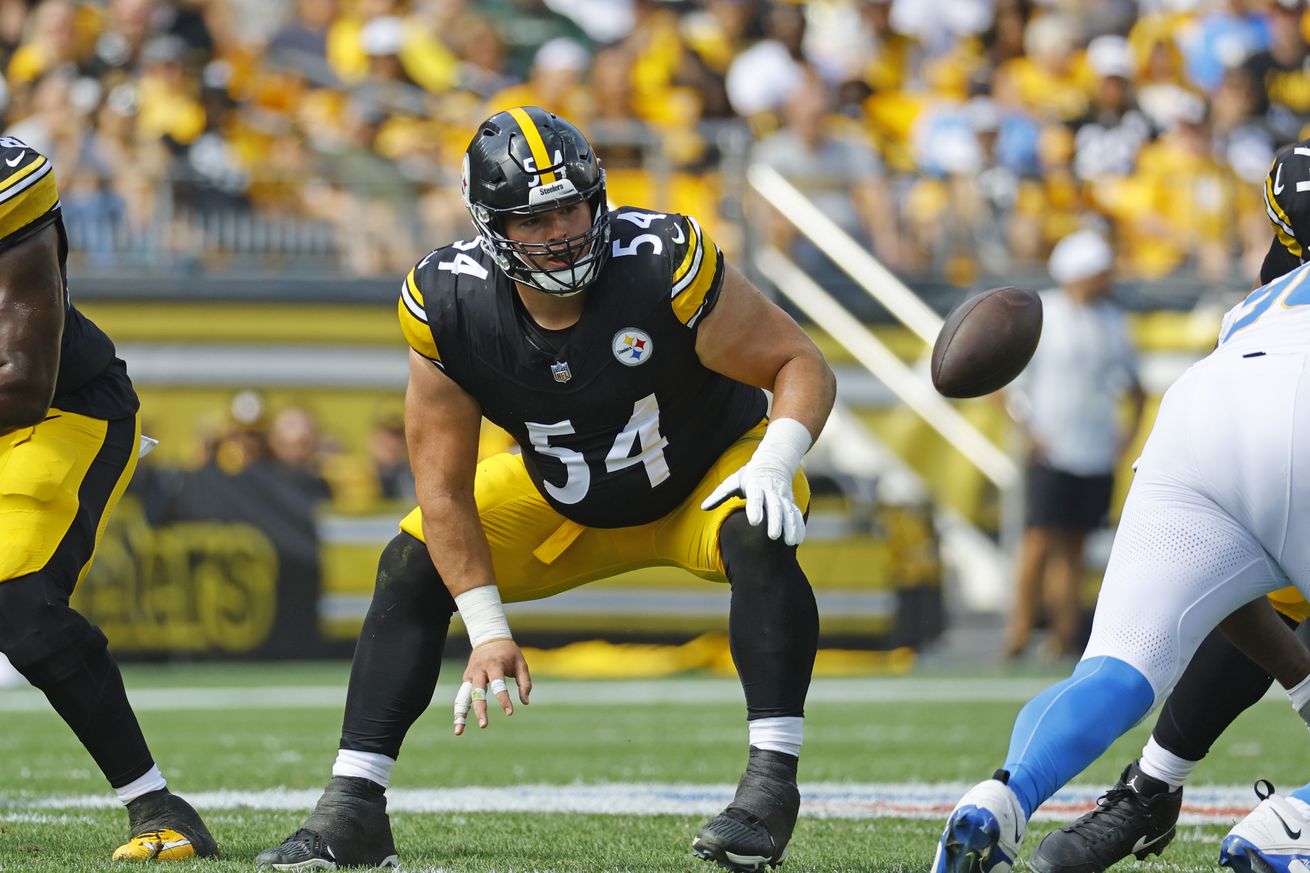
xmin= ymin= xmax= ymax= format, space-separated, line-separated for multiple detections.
xmin=507 ymin=107 xmax=558 ymax=185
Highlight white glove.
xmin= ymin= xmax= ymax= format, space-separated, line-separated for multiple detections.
xmin=701 ymin=418 xmax=812 ymax=546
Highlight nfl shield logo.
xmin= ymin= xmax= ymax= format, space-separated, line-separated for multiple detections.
xmin=551 ymin=361 xmax=572 ymax=383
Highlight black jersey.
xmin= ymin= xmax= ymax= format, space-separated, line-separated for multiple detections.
xmin=398 ymin=206 xmax=768 ymax=528
xmin=0 ymin=137 xmax=136 ymax=419
xmin=1261 ymin=140 xmax=1310 ymax=283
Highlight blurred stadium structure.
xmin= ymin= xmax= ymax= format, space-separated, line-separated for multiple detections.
xmin=5 ymin=0 xmax=1300 ymax=663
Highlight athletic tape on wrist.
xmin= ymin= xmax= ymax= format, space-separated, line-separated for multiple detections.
xmin=454 ymin=586 xmax=513 ymax=649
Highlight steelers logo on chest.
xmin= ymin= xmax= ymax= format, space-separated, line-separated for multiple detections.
xmin=612 ymin=328 xmax=653 ymax=366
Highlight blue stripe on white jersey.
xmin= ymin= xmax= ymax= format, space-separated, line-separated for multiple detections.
xmin=1217 ymin=260 xmax=1310 ymax=348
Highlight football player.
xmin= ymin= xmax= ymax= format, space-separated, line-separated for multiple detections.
xmin=0 ymin=137 xmax=217 ymax=861
xmin=255 ymin=106 xmax=834 ymax=871
xmin=932 ymin=212 xmax=1310 ymax=871
xmin=1021 ymin=141 xmax=1310 ymax=873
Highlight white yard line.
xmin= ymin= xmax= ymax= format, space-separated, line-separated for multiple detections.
xmin=0 ymin=783 xmax=1261 ymax=825
xmin=0 ymin=676 xmax=1292 ymax=713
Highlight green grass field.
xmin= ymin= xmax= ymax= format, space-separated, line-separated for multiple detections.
xmin=1 ymin=661 xmax=1304 ymax=872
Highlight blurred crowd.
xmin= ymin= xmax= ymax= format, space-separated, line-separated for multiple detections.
xmin=6 ymin=0 xmax=1310 ymax=283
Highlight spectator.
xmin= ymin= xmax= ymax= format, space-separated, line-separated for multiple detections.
xmin=1242 ymin=0 xmax=1310 ymax=145
xmin=1003 ymin=230 xmax=1145 ymax=660
xmin=486 ymin=36 xmax=591 ymax=119
xmin=268 ymin=405 xmax=333 ymax=503
xmin=725 ymin=3 xmax=810 ymax=123
xmin=1071 ymin=35 xmax=1153 ymax=183
xmin=368 ymin=414 xmax=414 ymax=503
xmin=754 ymin=77 xmax=908 ymax=302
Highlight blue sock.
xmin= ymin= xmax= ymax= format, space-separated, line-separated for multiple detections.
xmin=1003 ymin=656 xmax=1155 ymax=818
xmin=1290 ymin=783 xmax=1310 ymax=806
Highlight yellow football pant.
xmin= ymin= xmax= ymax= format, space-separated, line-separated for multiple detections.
xmin=399 ymin=421 xmax=810 ymax=603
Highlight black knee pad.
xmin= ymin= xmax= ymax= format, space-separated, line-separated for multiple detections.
xmin=0 ymin=572 xmax=108 ymax=684
xmin=372 ymin=532 xmax=456 ymax=619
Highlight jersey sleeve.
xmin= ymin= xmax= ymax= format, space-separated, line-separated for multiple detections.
xmin=0 ymin=138 xmax=60 ymax=254
xmin=667 ymin=213 xmax=725 ymax=329
xmin=1264 ymin=142 xmax=1310 ymax=267
xmin=397 ymin=259 xmax=444 ymax=369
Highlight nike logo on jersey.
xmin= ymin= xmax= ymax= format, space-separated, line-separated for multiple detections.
xmin=1131 ymin=832 xmax=1169 ymax=854
xmin=670 ymin=222 xmax=685 ymax=244
xmin=5 ymin=151 xmax=24 ymax=168
xmin=1276 ymin=163 xmax=1286 ymax=195
xmin=1272 ymin=806 xmax=1303 ymax=839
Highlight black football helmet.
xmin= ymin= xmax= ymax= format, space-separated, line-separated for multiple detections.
xmin=461 ymin=106 xmax=610 ymax=296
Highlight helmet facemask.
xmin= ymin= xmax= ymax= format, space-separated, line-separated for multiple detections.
xmin=465 ymin=158 xmax=611 ymax=297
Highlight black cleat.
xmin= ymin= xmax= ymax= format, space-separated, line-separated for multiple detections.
xmin=113 ymin=788 xmax=219 ymax=861
xmin=693 ymin=748 xmax=800 ymax=872
xmin=255 ymin=776 xmax=398 ymax=870
xmin=1029 ymin=760 xmax=1182 ymax=873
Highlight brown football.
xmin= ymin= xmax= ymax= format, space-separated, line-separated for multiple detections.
xmin=931 ymin=286 xmax=1043 ymax=398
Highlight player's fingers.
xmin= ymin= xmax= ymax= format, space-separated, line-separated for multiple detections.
xmin=453 ymin=680 xmax=473 ymax=736
xmin=517 ymin=660 xmax=533 ymax=705
xmin=472 ymin=684 xmax=489 ymax=729
xmin=745 ymin=479 xmax=764 ymax=527
xmin=701 ymin=474 xmax=741 ymax=511
xmin=489 ymin=676 xmax=512 ymax=716
xmin=764 ymin=489 xmax=783 ymax=540
xmin=784 ymin=502 xmax=805 ymax=546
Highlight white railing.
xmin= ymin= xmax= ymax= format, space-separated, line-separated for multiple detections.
xmin=748 ymin=163 xmax=1020 ymax=611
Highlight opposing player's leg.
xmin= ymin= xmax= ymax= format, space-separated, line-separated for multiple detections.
xmin=256 ymin=532 xmax=449 ymax=869
xmin=1029 ymin=617 xmax=1289 ymax=873
xmin=0 ymin=412 xmax=216 ymax=861
xmin=934 ymin=481 xmax=1282 ymax=872
xmin=692 ymin=511 xmax=818 ymax=872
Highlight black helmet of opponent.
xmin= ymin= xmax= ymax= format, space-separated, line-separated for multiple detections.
xmin=462 ymin=106 xmax=610 ymax=296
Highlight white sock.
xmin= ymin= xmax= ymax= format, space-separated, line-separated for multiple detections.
xmin=1287 ymin=672 xmax=1310 ymax=721
xmin=332 ymin=749 xmax=395 ymax=789
xmin=1137 ymin=737 xmax=1195 ymax=790
xmin=116 ymin=764 xmax=167 ymax=804
xmin=748 ymin=717 xmax=803 ymax=757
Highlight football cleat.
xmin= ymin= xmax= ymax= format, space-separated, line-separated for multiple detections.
xmin=256 ymin=776 xmax=397 ymax=870
xmin=933 ymin=770 xmax=1027 ymax=873
xmin=693 ymin=748 xmax=800 ymax=871
xmin=113 ymin=789 xmax=218 ymax=861
xmin=1220 ymin=781 xmax=1310 ymax=873
xmin=1028 ymin=760 xmax=1181 ymax=872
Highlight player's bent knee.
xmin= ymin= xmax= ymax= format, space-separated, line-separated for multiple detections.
xmin=373 ymin=532 xmax=456 ymax=616
xmin=0 ymin=572 xmax=108 ymax=684
xmin=718 ymin=511 xmax=808 ymax=584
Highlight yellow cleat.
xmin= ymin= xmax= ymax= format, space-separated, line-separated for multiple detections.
xmin=112 ymin=828 xmax=197 ymax=862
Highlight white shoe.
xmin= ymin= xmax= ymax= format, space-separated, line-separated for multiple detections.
xmin=933 ymin=771 xmax=1027 ymax=873
xmin=1220 ymin=781 xmax=1310 ymax=873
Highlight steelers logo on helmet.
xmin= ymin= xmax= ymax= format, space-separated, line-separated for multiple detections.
xmin=612 ymin=328 xmax=653 ymax=366
xmin=462 ymin=106 xmax=610 ymax=297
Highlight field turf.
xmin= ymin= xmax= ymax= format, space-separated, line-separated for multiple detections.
xmin=1 ymin=661 xmax=1305 ymax=872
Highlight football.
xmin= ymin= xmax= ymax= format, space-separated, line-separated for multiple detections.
xmin=930 ymin=286 xmax=1043 ymax=398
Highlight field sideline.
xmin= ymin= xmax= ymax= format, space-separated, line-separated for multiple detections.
xmin=1 ymin=662 xmax=1304 ymax=872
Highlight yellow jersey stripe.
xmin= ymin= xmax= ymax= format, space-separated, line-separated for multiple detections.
xmin=403 ymin=269 xmax=426 ymax=316
xmin=1266 ymin=173 xmax=1302 ymax=258
xmin=0 ymin=154 xmax=48 ymax=199
xmin=0 ymin=170 xmax=57 ymax=243
xmin=673 ymin=247 xmax=722 ymax=326
xmin=508 ymin=107 xmax=557 ymax=185
xmin=671 ymin=218 xmax=702 ymax=292
xmin=397 ymin=296 xmax=441 ymax=363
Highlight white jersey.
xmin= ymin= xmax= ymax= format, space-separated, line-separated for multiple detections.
xmin=1216 ymin=259 xmax=1310 ymax=354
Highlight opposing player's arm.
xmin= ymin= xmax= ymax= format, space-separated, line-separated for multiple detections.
xmin=1219 ymin=597 xmax=1310 ymax=725
xmin=0 ymin=223 xmax=64 ymax=435
xmin=694 ymin=262 xmax=836 ymax=441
